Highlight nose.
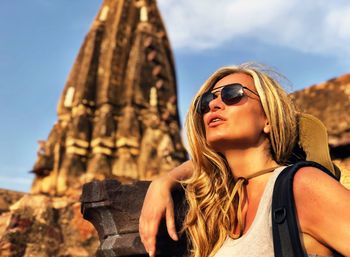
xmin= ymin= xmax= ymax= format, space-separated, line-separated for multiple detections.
xmin=208 ymin=94 xmax=224 ymax=112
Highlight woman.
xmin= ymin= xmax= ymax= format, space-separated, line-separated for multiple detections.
xmin=139 ymin=63 xmax=350 ymax=257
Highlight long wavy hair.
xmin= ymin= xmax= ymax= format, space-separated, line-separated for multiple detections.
xmin=183 ymin=63 xmax=297 ymax=257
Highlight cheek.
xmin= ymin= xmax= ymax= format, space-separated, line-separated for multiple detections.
xmin=229 ymin=107 xmax=266 ymax=137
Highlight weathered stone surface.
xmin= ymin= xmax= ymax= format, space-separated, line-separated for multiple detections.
xmin=0 ymin=189 xmax=25 ymax=214
xmin=81 ymin=180 xmax=188 ymax=257
xmin=0 ymin=192 xmax=99 ymax=257
xmin=30 ymin=0 xmax=187 ymax=196
xmin=292 ymin=73 xmax=350 ymax=149
xmin=334 ymin=159 xmax=350 ymax=189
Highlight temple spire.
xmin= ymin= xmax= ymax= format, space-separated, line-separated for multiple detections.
xmin=31 ymin=0 xmax=187 ymax=195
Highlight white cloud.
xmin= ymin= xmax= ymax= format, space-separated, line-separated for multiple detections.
xmin=157 ymin=0 xmax=350 ymax=56
xmin=326 ymin=5 xmax=350 ymax=42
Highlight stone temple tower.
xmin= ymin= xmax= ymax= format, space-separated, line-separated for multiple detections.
xmin=31 ymin=0 xmax=187 ymax=195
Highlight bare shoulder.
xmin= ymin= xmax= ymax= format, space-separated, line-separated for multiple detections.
xmin=292 ymin=166 xmax=350 ymax=255
xmin=293 ymin=166 xmax=348 ymax=202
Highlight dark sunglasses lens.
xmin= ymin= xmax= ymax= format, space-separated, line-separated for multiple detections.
xmin=199 ymin=92 xmax=214 ymax=114
xmin=221 ymin=85 xmax=243 ymax=105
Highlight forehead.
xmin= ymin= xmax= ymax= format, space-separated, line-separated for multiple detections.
xmin=212 ymin=73 xmax=255 ymax=90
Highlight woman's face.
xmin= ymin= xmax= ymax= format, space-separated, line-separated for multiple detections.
xmin=202 ymin=72 xmax=269 ymax=152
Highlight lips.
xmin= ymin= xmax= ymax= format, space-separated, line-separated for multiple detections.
xmin=207 ymin=113 xmax=226 ymax=126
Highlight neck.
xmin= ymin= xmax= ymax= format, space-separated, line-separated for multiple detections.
xmin=222 ymin=147 xmax=278 ymax=179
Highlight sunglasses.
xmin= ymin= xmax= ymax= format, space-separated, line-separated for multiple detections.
xmin=196 ymin=83 xmax=259 ymax=115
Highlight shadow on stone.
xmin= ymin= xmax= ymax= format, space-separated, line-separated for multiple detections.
xmin=81 ymin=179 xmax=188 ymax=257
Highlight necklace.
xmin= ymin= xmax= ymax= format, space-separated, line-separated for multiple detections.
xmin=225 ymin=166 xmax=280 ymax=238
xmin=237 ymin=165 xmax=280 ymax=184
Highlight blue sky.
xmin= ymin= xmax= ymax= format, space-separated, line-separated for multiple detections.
xmin=1 ymin=0 xmax=349 ymax=192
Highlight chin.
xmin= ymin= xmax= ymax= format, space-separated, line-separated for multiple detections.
xmin=207 ymin=137 xmax=231 ymax=152
xmin=207 ymin=135 xmax=256 ymax=152
xmin=206 ymin=130 xmax=226 ymax=139
xmin=206 ymin=132 xmax=234 ymax=145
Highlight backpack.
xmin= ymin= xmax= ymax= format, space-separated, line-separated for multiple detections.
xmin=272 ymin=161 xmax=343 ymax=257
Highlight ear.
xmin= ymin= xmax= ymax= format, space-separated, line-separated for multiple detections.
xmin=263 ymin=120 xmax=271 ymax=134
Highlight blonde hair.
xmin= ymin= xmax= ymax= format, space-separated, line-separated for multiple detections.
xmin=183 ymin=63 xmax=297 ymax=257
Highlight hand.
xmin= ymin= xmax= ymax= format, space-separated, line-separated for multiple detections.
xmin=139 ymin=176 xmax=179 ymax=257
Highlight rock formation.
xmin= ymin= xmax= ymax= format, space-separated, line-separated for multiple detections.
xmin=0 ymin=193 xmax=98 ymax=257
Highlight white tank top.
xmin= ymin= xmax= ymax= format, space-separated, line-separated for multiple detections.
xmin=213 ymin=166 xmax=333 ymax=257
xmin=213 ymin=166 xmax=284 ymax=257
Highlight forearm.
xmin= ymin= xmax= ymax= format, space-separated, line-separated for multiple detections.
xmin=159 ymin=160 xmax=193 ymax=189
xmin=168 ymin=160 xmax=193 ymax=180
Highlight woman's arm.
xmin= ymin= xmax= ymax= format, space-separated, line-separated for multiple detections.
xmin=139 ymin=160 xmax=193 ymax=257
xmin=294 ymin=167 xmax=350 ymax=256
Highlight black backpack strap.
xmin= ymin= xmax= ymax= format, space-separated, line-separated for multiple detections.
xmin=272 ymin=161 xmax=338 ymax=257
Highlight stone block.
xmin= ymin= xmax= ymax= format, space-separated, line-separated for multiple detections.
xmin=81 ymin=179 xmax=188 ymax=257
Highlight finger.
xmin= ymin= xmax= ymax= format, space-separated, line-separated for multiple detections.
xmin=144 ymin=235 xmax=156 ymax=257
xmin=165 ymin=201 xmax=178 ymax=241
xmin=140 ymin=217 xmax=160 ymax=255
xmin=139 ymin=231 xmax=156 ymax=256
